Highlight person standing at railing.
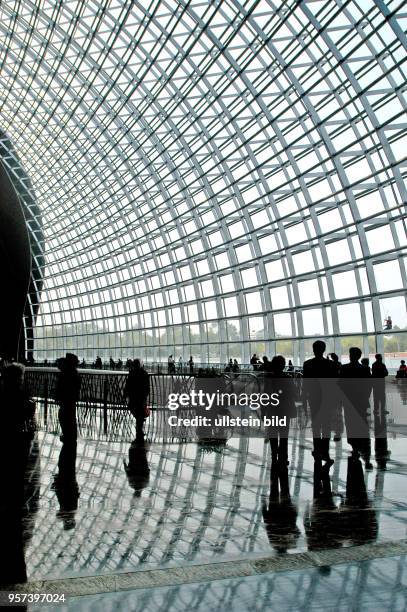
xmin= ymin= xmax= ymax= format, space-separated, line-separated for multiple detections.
xmin=125 ymin=359 xmax=150 ymax=440
xmin=168 ymin=355 xmax=176 ymax=374
xmin=371 ymin=354 xmax=388 ymax=419
xmin=250 ymin=353 xmax=260 ymax=371
xmin=55 ymin=353 xmax=81 ymax=443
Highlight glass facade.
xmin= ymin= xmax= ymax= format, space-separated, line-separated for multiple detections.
xmin=0 ymin=0 xmax=405 ymax=363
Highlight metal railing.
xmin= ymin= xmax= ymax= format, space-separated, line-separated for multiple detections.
xmin=22 ymin=367 xmax=278 ymax=439
xmin=26 ymin=360 xmax=304 ymax=375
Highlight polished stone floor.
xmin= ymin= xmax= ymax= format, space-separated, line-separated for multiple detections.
xmin=8 ymin=429 xmax=407 ymax=577
xmin=2 ymin=409 xmax=407 ymax=610
xmin=29 ymin=554 xmax=407 ymax=612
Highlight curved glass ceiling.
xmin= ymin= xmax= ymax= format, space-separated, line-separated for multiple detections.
xmin=0 ymin=0 xmax=406 ymax=362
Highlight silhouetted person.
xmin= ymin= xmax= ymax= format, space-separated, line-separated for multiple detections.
xmin=55 ymin=353 xmax=81 ymax=443
xmin=262 ymin=462 xmax=299 ymax=554
xmin=188 ymin=355 xmax=194 ymax=374
xmin=396 ymin=360 xmax=406 ymax=379
xmin=287 ymin=359 xmax=294 ymax=373
xmin=338 ymin=347 xmax=372 ymax=469
xmin=372 ymin=353 xmax=388 ymax=379
xmin=251 ymin=353 xmax=260 ymax=371
xmin=124 ymin=438 xmax=150 ymax=496
xmin=303 ymin=340 xmax=337 ymax=466
xmin=168 ymin=355 xmax=175 ymax=374
xmin=95 ymin=356 xmax=102 ymax=369
xmin=178 ymin=356 xmax=183 ymax=372
xmin=371 ymin=353 xmax=388 ymax=419
xmin=329 ymin=353 xmax=343 ymax=441
xmin=264 ymin=355 xmax=296 ymax=466
xmin=125 ymin=359 xmax=150 ymax=440
xmin=361 ymin=357 xmax=371 ymax=373
xmin=232 ymin=358 xmax=239 ymax=373
xmin=383 ymin=315 xmax=392 ymax=330
xmin=109 ymin=356 xmax=115 ymax=370
xmin=0 ymin=366 xmax=38 ymax=586
xmin=329 ymin=353 xmax=341 ymax=373
xmin=260 ymin=355 xmax=272 ymax=372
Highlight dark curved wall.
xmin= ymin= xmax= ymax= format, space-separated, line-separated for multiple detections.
xmin=0 ymin=161 xmax=31 ymax=359
xmin=0 ymin=132 xmax=44 ymax=360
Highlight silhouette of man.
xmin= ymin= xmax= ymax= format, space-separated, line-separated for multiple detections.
xmin=125 ymin=359 xmax=150 ymax=439
xmin=55 ymin=353 xmax=81 ymax=443
xmin=339 ymin=347 xmax=373 ymax=469
xmin=396 ymin=359 xmax=406 ymax=379
xmin=329 ymin=353 xmax=343 ymax=441
xmin=302 ymin=340 xmax=337 ymax=466
xmin=250 ymin=353 xmax=260 ymax=371
xmin=168 ymin=355 xmax=175 ymax=374
xmin=264 ymin=355 xmax=296 ymax=466
xmin=260 ymin=355 xmax=272 ymax=372
xmin=371 ymin=353 xmax=388 ymax=419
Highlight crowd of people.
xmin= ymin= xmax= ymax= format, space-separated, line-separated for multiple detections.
xmin=1 ymin=343 xmax=406 ymax=463
xmin=167 ymin=355 xmax=195 ymax=374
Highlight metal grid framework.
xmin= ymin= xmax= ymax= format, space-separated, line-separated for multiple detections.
xmin=0 ymin=0 xmax=406 ymax=363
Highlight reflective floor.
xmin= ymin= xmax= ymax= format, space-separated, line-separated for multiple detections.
xmin=29 ymin=554 xmax=407 ymax=612
xmin=2 ymin=409 xmax=407 ymax=611
xmin=3 ymin=422 xmax=407 ymax=581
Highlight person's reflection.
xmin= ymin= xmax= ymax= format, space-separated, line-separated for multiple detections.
xmin=374 ymin=409 xmax=390 ymax=470
xmin=262 ymin=461 xmax=299 ymax=553
xmin=304 ymin=462 xmax=341 ymax=553
xmin=340 ymin=456 xmax=377 ymax=546
xmin=395 ymin=377 xmax=407 ymax=405
xmin=124 ymin=438 xmax=150 ymax=497
xmin=52 ymin=441 xmax=79 ymax=530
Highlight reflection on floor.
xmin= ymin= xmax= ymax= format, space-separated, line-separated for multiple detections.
xmin=2 ymin=427 xmax=407 ymax=579
xmin=1 ymin=414 xmax=407 ymax=610
xmin=29 ymin=554 xmax=407 ymax=612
